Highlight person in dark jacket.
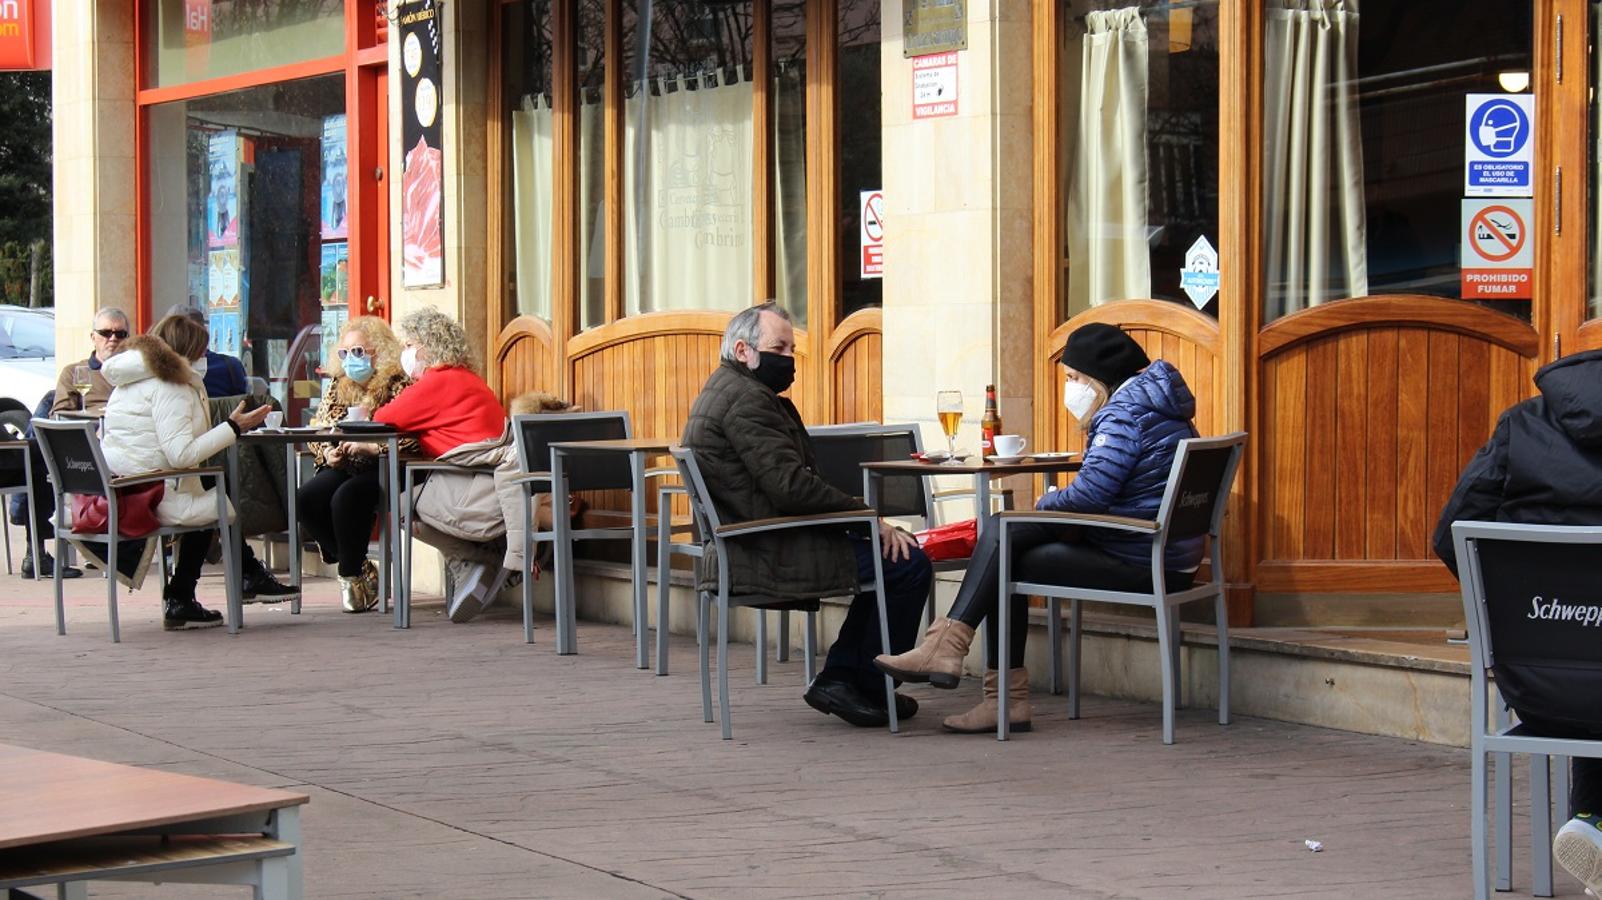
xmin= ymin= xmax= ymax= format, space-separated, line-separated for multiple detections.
xmin=877 ymin=323 xmax=1201 ymax=734
xmin=1434 ymin=348 xmax=1602 ymax=896
xmin=167 ymin=303 xmax=249 ymax=398
xmin=681 ymin=302 xmax=932 ymax=729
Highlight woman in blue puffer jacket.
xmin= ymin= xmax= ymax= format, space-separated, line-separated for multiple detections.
xmin=876 ymin=323 xmax=1200 ymax=734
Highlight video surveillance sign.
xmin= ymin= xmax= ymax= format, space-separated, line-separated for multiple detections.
xmin=1465 ymin=93 xmax=1534 ymax=198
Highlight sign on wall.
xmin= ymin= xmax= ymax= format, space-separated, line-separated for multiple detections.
xmin=912 ymin=52 xmax=958 ymax=120
xmin=860 ymin=190 xmax=884 ymax=279
xmin=1460 ymin=199 xmax=1533 ymax=300
xmin=399 ymin=0 xmax=445 ymax=288
xmin=321 ymin=115 xmax=349 ymax=240
xmin=903 ymin=0 xmax=967 ymax=58
xmin=1465 ymin=93 xmax=1534 ymax=198
xmin=0 ymin=0 xmax=40 ymax=70
xmin=1179 ymin=236 xmax=1220 ymax=310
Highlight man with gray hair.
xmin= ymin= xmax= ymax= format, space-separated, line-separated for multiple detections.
xmin=682 ymin=301 xmax=933 ymax=728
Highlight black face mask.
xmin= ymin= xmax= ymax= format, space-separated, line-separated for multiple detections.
xmin=750 ymin=351 xmax=796 ymax=394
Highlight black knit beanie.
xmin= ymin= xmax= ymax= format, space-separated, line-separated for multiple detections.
xmin=1062 ymin=323 xmax=1150 ymax=389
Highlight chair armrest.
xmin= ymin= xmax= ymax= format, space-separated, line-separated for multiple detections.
xmin=645 ymin=466 xmax=678 ymax=479
xmin=403 ymin=461 xmax=493 ymax=475
xmin=110 ymin=466 xmax=223 ymax=489
xmin=715 ymin=509 xmax=877 ymax=539
xmin=930 ymin=488 xmax=976 ymax=501
xmin=506 ymin=471 xmax=553 ymax=486
xmin=0 ymin=439 xmax=29 ymax=451
xmin=994 ymin=510 xmax=1160 ymax=534
xmin=658 ymin=484 xmax=686 ymax=496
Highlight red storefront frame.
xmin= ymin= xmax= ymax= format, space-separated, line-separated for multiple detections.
xmin=133 ymin=0 xmax=390 ymax=330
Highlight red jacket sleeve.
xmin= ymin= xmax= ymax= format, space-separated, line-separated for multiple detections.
xmin=373 ymin=379 xmax=429 ymax=432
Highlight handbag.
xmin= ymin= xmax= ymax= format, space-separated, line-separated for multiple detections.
xmin=70 ymin=483 xmax=165 ymax=539
xmin=913 ymin=518 xmax=977 ymax=562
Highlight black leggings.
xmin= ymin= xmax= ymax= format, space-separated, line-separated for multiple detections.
xmin=1515 ymin=713 xmax=1602 ymax=814
xmin=947 ymin=514 xmax=1194 ymax=669
xmin=296 ymin=466 xmax=382 ymax=577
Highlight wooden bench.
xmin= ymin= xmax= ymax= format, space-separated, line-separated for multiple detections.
xmin=0 ymin=743 xmax=307 ymax=899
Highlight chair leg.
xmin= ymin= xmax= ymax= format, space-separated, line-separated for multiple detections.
xmin=1473 ymin=738 xmax=1490 ymax=900
xmin=755 ymin=609 xmax=768 ymax=685
xmin=1155 ymin=603 xmax=1177 ymax=744
xmin=219 ymin=495 xmax=241 ymax=636
xmin=718 ymin=592 xmax=733 ymax=740
xmin=868 ymin=546 xmax=898 ymax=736
xmin=1556 ymin=757 xmax=1571 ymax=822
xmin=655 ymin=491 xmax=671 ymax=674
xmin=1495 ymin=701 xmax=1513 ymax=891
xmin=1168 ymin=607 xmax=1184 ymax=710
xmin=1068 ymin=598 xmax=1082 ymax=720
xmin=52 ymin=504 xmax=65 ymax=636
xmin=803 ymin=609 xmax=817 ymax=684
xmin=698 ymin=591 xmax=712 ymax=724
xmin=1533 ymin=754 xmax=1554 ymax=898
xmin=924 ymin=581 xmax=938 ymax=632
xmin=777 ymin=609 xmax=790 ymax=663
xmin=1047 ymin=598 xmax=1063 ymax=695
xmin=106 ymin=526 xmax=120 ymax=644
xmin=522 ymin=495 xmax=535 ymax=645
xmin=2 ymin=505 xmax=12 ymax=574
xmin=1214 ymin=589 xmax=1231 ymax=726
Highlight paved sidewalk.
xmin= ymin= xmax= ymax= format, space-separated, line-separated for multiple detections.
xmin=0 ymin=566 xmax=1581 ymax=898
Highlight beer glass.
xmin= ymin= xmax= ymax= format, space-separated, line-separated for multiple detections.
xmin=936 ymin=390 xmax=963 ymax=462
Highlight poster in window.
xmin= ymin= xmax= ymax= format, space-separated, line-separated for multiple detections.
xmin=207 ymin=131 xmax=240 ymax=248
xmin=398 ymin=0 xmax=444 ymax=288
xmin=321 ymin=115 xmax=349 ymax=240
xmin=320 ymin=241 xmax=349 ymax=308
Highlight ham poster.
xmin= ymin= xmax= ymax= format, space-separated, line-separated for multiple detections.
xmin=398 ymin=0 xmax=444 ymax=288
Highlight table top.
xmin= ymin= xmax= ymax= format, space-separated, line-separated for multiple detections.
xmin=550 ymin=437 xmax=676 ymax=453
xmin=862 ymin=455 xmax=1082 ymax=476
xmin=237 ymin=427 xmax=407 ymax=444
xmin=0 ymin=743 xmax=307 ymax=850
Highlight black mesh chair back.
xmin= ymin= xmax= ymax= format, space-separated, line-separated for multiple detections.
xmin=671 ymin=446 xmax=721 ymax=539
xmin=1465 ymin=530 xmax=1602 ymax=670
xmin=32 ymin=419 xmax=111 ymax=498
xmin=1155 ymin=434 xmax=1245 ymax=544
xmin=511 ymin=411 xmax=632 ymax=493
xmin=807 ymin=425 xmax=927 ymax=519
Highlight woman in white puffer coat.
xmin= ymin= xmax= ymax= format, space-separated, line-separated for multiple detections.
xmin=100 ymin=315 xmax=269 ymax=629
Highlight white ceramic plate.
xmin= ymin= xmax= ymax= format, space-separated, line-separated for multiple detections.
xmin=1029 ymin=451 xmax=1077 ymax=460
xmin=917 ymin=450 xmax=970 ymax=464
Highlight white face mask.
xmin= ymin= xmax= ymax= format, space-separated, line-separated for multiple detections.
xmin=1063 ymin=380 xmax=1099 ymax=423
xmin=400 ymin=346 xmax=424 ymax=378
xmin=191 ymin=357 xmax=209 ymax=377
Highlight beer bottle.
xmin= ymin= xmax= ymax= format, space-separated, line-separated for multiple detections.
xmin=980 ymin=384 xmax=1001 ymax=458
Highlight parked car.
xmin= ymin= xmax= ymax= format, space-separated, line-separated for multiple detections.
xmin=0 ymin=307 xmax=58 ymax=438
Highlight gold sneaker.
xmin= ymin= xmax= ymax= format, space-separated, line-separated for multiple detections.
xmin=339 ymin=573 xmax=378 ymax=613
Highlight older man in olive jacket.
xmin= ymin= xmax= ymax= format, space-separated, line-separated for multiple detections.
xmin=682 ymin=302 xmax=933 ymax=728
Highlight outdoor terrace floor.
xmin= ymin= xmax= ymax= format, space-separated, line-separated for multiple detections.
xmin=0 ymin=564 xmax=1584 ymax=898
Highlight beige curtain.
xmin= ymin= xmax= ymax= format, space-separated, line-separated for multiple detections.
xmin=579 ymin=94 xmax=604 ymax=329
xmin=1066 ymin=8 xmax=1151 ymax=313
xmin=1593 ymin=4 xmax=1602 ymax=320
xmin=510 ymin=95 xmax=554 ymax=320
xmin=1263 ymin=0 xmax=1367 ymax=320
xmin=624 ymin=70 xmax=755 ymax=315
xmin=773 ymin=62 xmax=808 ymax=324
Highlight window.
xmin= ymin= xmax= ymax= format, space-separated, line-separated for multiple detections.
xmin=505 ymin=0 xmax=555 ymax=322
xmin=621 ymin=1 xmax=757 ymax=317
xmin=144 ymin=0 xmax=346 ymax=88
xmin=773 ymin=0 xmax=808 ymax=326
xmin=1058 ymin=0 xmax=1221 ymax=320
xmin=1261 ymin=0 xmax=1533 ymax=322
xmin=838 ymin=1 xmax=881 ymax=320
xmin=146 ymin=75 xmax=346 ymax=419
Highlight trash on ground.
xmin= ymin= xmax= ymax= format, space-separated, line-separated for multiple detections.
xmin=1304 ymin=839 xmax=1324 ymax=852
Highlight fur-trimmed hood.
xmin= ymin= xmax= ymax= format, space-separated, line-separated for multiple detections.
xmin=508 ymin=391 xmax=576 ymax=416
xmin=102 ymin=335 xmax=198 ymax=388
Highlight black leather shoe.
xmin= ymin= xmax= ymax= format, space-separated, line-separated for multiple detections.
xmin=22 ymin=552 xmax=82 ymax=580
xmin=803 ymin=674 xmax=890 ymax=728
xmin=241 ymin=568 xmax=298 ymax=602
xmin=163 ymin=597 xmax=224 ymax=631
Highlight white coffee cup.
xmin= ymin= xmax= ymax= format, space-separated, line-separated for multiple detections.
xmin=345 ymin=405 xmax=370 ymax=423
xmin=263 ymin=411 xmax=284 ymax=431
xmin=993 ymin=434 xmax=1026 ymax=458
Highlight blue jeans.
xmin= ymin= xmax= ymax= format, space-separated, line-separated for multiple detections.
xmin=821 ymin=536 xmax=933 ymax=692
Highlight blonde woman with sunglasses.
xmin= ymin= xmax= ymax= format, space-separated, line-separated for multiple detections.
xmin=296 ymin=316 xmax=418 ymax=612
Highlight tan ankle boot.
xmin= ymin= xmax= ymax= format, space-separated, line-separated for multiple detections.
xmin=942 ymin=668 xmax=1033 ymax=733
xmin=874 ymin=617 xmax=975 ymax=689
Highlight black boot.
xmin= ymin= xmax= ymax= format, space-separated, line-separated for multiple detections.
xmin=22 ymin=551 xmax=82 ymax=580
xmin=163 ymin=595 xmax=223 ymax=631
xmin=241 ymin=553 xmax=297 ymax=602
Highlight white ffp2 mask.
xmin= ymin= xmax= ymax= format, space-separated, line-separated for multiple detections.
xmin=1063 ymin=381 xmax=1099 ymax=422
xmin=401 ymin=346 xmax=424 ymax=378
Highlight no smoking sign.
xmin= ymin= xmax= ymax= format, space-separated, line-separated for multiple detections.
xmin=1460 ymin=199 xmax=1532 ymax=300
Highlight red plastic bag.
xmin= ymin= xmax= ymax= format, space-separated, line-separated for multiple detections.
xmin=71 ymin=483 xmax=165 ymax=539
xmin=914 ymin=518 xmax=977 ymax=562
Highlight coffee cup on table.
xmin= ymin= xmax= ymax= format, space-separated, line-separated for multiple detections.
xmin=345 ymin=405 xmax=370 ymax=423
xmin=993 ymin=434 xmax=1026 ymax=458
xmin=263 ymin=411 xmax=284 ymax=431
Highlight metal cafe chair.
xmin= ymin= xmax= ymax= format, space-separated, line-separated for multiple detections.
xmin=671 ymin=446 xmax=900 ymax=740
xmin=511 ymin=411 xmax=652 ymax=647
xmin=1451 ymin=521 xmax=1602 ymax=900
xmin=995 ymin=432 xmax=1247 ymax=743
xmin=33 ymin=419 xmax=241 ymax=643
xmin=0 ymin=439 xmax=41 ymax=579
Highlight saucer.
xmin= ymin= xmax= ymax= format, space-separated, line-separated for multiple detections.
xmin=988 ymin=455 xmax=1025 ymax=465
xmin=1029 ymin=451 xmax=1077 ymax=460
xmin=915 ymin=450 xmax=970 ymax=464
